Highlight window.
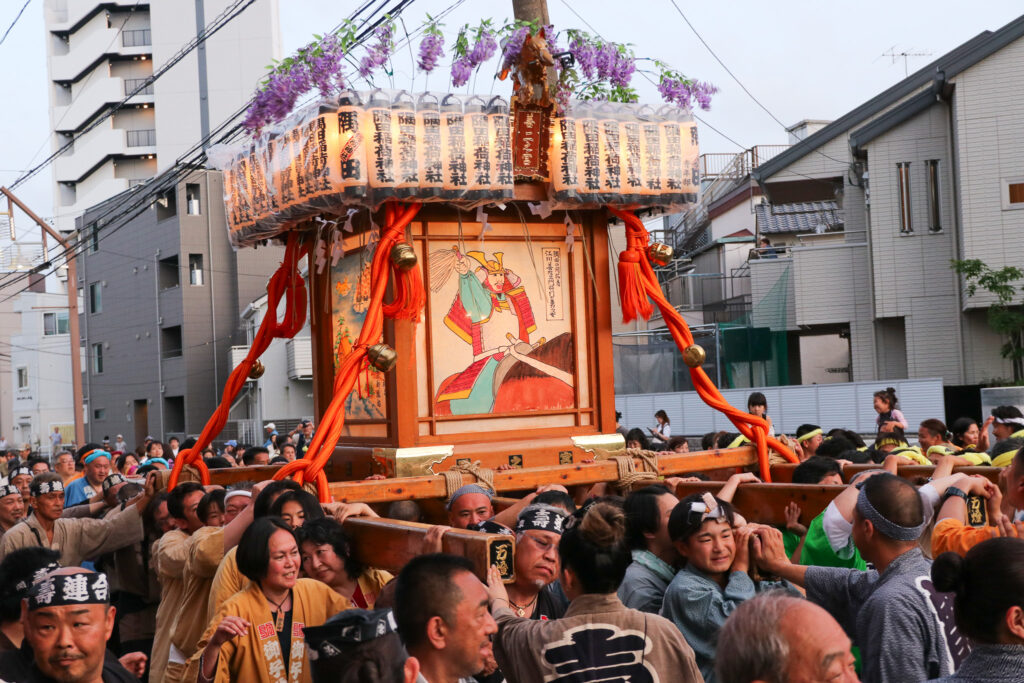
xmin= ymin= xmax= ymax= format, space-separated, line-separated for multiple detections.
xmin=926 ymin=160 xmax=941 ymax=232
xmin=93 ymin=408 xmax=106 ymax=421
xmin=43 ymin=311 xmax=69 ymax=336
xmin=87 ymin=224 xmax=99 ymax=253
xmin=1002 ymin=178 xmax=1024 ymax=210
xmin=161 ymin=326 xmax=183 ymax=359
xmin=88 ymin=282 xmax=102 ymax=313
xmin=91 ymin=343 xmax=103 ymax=374
xmin=16 ymin=368 xmax=27 ymax=389
xmin=158 ymin=255 xmax=179 ymax=290
xmin=186 ymin=183 xmax=201 ymax=215
xmin=189 ymin=254 xmax=204 ymax=286
xmin=896 ymin=162 xmax=913 ymax=234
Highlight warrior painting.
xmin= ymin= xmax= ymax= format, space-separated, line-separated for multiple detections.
xmin=431 ymin=246 xmax=575 ymax=416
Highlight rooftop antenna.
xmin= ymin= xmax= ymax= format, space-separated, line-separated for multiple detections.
xmin=880 ymin=45 xmax=933 ymax=77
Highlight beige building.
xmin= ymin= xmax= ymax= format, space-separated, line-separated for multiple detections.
xmin=750 ymin=14 xmax=1024 ymax=385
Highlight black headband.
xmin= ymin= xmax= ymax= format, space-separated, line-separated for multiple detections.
xmin=102 ymin=474 xmax=126 ymax=492
xmin=30 ymin=479 xmax=64 ymax=497
xmin=515 ymin=504 xmax=567 ymax=535
xmin=9 ymin=467 xmax=32 ymax=480
xmin=0 ymin=484 xmax=20 ymax=499
xmin=468 ymin=519 xmax=514 ymax=536
xmin=15 ymin=562 xmax=61 ymax=593
xmin=28 ymin=572 xmax=109 ymax=610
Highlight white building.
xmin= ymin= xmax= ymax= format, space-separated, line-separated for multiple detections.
xmin=42 ymin=0 xmax=281 ymax=231
xmin=10 ymin=290 xmax=80 ymax=455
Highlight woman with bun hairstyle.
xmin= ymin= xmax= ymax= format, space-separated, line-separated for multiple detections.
xmin=874 ymin=387 xmax=908 ymax=431
xmin=486 ymin=501 xmax=703 ymax=682
xmin=930 ymin=537 xmax=1024 ymax=681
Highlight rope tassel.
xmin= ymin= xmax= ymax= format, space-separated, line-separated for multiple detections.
xmin=618 ymin=251 xmax=654 ymax=323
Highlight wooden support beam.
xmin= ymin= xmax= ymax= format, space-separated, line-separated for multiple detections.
xmin=672 ymin=482 xmax=844 ymax=528
xmin=343 ymin=517 xmax=514 ymax=583
xmin=328 ymin=448 xmax=758 ymax=504
xmin=769 ymin=464 xmax=1000 ymax=484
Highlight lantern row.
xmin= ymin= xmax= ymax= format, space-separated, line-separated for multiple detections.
xmin=209 ymin=91 xmax=700 ymax=248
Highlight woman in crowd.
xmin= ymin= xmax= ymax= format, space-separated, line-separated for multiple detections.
xmin=660 ymin=493 xmax=778 ymax=683
xmin=0 ymin=547 xmax=60 ymax=651
xmin=930 ymin=537 xmax=1024 ymax=681
xmin=270 ymin=490 xmax=325 ymax=529
xmin=950 ymin=416 xmax=990 ymax=452
xmin=625 ymin=427 xmax=648 ymax=451
xmin=747 ymin=392 xmax=775 ymax=437
xmin=115 ymin=453 xmax=139 ymax=477
xmin=649 ymin=410 xmax=671 ymax=445
xmin=189 ymin=517 xmax=351 ymax=682
xmin=873 ymin=387 xmax=908 ymax=431
xmin=919 ymin=419 xmax=954 ymax=453
xmin=486 ymin=501 xmax=703 ymax=682
xmin=296 ymin=517 xmax=392 ymax=609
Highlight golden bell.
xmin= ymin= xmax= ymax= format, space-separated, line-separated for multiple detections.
xmin=390 ymin=243 xmax=418 ymax=271
xmin=248 ymin=360 xmax=266 ymax=379
xmin=648 ymin=242 xmax=673 ymax=267
xmin=682 ymin=344 xmax=706 ymax=368
xmin=367 ymin=343 xmax=398 ymax=372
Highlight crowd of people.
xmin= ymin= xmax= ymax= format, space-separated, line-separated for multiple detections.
xmin=0 ymin=391 xmax=1016 ymax=682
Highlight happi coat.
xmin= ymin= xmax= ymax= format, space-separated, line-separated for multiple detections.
xmin=151 ymin=529 xmax=189 ymax=683
xmin=0 ymin=507 xmax=142 ymax=566
xmin=493 ymin=592 xmax=704 ymax=683
xmin=805 ymin=546 xmax=965 ymax=683
xmin=166 ymin=525 xmax=226 ymax=683
xmin=185 ymin=578 xmax=349 ymax=683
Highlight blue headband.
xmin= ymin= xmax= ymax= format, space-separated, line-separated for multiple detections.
xmin=856 ymin=486 xmax=927 ymax=541
xmin=146 ymin=457 xmax=169 ymax=467
xmin=83 ymin=450 xmax=111 ymax=465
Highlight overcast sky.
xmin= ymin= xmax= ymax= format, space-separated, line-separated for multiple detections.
xmin=1 ymin=0 xmax=1022 ymax=230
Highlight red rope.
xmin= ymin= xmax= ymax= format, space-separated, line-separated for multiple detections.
xmin=274 ymin=202 xmax=423 ymax=501
xmin=608 ymin=207 xmax=798 ymax=480
xmin=168 ymin=233 xmax=309 ymax=489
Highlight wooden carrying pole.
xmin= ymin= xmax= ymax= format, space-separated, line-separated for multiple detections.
xmin=328 ymin=448 xmax=759 ymax=503
xmin=344 ymin=517 xmax=515 ymax=583
xmin=0 ymin=187 xmax=85 ymax=447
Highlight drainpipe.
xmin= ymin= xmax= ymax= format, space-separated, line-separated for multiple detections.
xmin=154 ymin=251 xmax=164 ymax=437
xmin=205 ymin=172 xmax=219 ymax=404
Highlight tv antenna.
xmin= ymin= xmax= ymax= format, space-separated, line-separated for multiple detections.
xmin=880 ymin=45 xmax=933 ymax=77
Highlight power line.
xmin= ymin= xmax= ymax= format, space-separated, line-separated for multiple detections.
xmin=0 ymin=0 xmax=31 ymax=49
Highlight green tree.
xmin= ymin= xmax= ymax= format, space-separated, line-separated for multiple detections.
xmin=951 ymin=259 xmax=1024 ymax=381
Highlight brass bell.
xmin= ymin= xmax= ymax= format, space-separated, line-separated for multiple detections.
xmin=648 ymin=242 xmax=673 ymax=267
xmin=248 ymin=360 xmax=266 ymax=379
xmin=390 ymin=243 xmax=418 ymax=271
xmin=367 ymin=343 xmax=398 ymax=372
xmin=682 ymin=344 xmax=706 ymax=368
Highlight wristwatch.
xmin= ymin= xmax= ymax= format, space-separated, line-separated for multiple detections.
xmin=942 ymin=486 xmax=968 ymax=504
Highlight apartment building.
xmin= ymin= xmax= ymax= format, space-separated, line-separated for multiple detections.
xmin=76 ymin=170 xmax=281 ymax=446
xmin=750 ymin=14 xmax=1024 ymax=385
xmin=42 ymin=0 xmax=280 ymax=231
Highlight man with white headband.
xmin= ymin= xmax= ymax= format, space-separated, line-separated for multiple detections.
xmin=752 ymin=472 xmax=962 ymax=682
xmin=989 ymin=405 xmax=1024 ymax=443
xmin=222 ymin=490 xmax=252 ymax=524
xmin=0 ymin=472 xmax=154 ymax=567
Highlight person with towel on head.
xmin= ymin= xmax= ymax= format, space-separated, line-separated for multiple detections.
xmin=304 ymin=607 xmax=418 ymax=683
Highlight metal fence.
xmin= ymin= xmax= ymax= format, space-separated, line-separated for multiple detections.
xmin=616 ymin=377 xmax=946 ymax=437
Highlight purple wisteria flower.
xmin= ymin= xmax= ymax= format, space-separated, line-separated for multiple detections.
xmin=658 ymin=76 xmax=718 ymax=110
xmin=451 ymin=56 xmax=473 ymax=87
xmin=467 ymin=29 xmax=497 ymax=66
xmin=418 ymin=33 xmax=444 ymax=72
xmin=500 ymin=26 xmax=529 ymax=73
xmin=359 ymin=23 xmax=394 ymax=78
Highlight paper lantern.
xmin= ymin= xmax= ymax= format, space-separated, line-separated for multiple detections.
xmin=576 ymin=101 xmax=602 ymax=203
xmin=294 ymin=104 xmax=342 ymax=212
xmin=392 ymin=90 xmax=420 ymax=198
xmin=336 ymin=90 xmax=368 ymax=202
xmin=596 ymin=103 xmax=623 ymax=205
xmin=551 ymin=109 xmax=581 ymax=203
xmin=440 ymin=94 xmax=469 ymax=200
xmin=415 ymin=93 xmax=444 ymax=199
xmin=365 ymin=89 xmax=398 ymax=204
xmin=487 ymin=96 xmax=514 ymax=197
xmin=637 ymin=106 xmax=662 ymax=199
xmin=464 ymin=96 xmax=492 ymax=200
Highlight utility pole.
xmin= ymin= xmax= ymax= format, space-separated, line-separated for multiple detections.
xmin=0 ymin=187 xmax=85 ymax=448
xmin=512 ymin=0 xmax=549 ymax=25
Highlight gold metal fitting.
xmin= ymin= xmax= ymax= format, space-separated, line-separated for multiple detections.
xmin=247 ymin=360 xmax=266 ymax=379
xmin=367 ymin=343 xmax=398 ymax=372
xmin=648 ymin=242 xmax=673 ymax=267
xmin=390 ymin=243 xmax=418 ymax=271
xmin=682 ymin=344 xmax=706 ymax=368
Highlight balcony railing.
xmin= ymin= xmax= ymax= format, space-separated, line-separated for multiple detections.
xmin=124 ymin=78 xmax=154 ymax=96
xmin=126 ymin=129 xmax=156 ymax=147
xmin=698 ymin=145 xmax=790 ymax=180
xmin=122 ymin=29 xmax=151 ymax=48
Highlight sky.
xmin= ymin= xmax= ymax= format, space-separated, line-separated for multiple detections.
xmin=1 ymin=0 xmax=1022 ymax=232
